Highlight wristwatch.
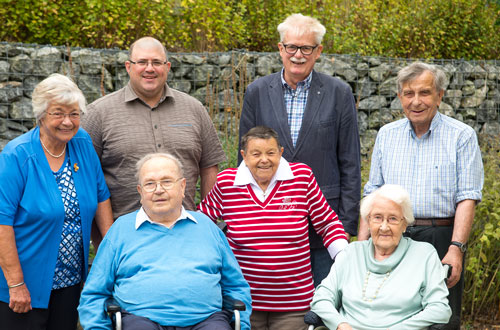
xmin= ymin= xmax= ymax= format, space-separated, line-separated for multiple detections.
xmin=450 ymin=241 xmax=467 ymax=253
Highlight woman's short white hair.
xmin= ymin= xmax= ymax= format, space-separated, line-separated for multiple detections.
xmin=360 ymin=184 xmax=415 ymax=225
xmin=135 ymin=153 xmax=184 ymax=183
xmin=277 ymin=13 xmax=326 ymax=45
xmin=32 ymin=73 xmax=86 ymax=125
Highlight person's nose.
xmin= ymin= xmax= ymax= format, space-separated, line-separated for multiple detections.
xmin=412 ymin=93 xmax=423 ymax=106
xmin=294 ymin=49 xmax=305 ymax=58
xmin=61 ymin=115 xmax=73 ymax=126
xmin=379 ymin=219 xmax=390 ymax=231
xmin=144 ymin=62 xmax=155 ymax=72
xmin=154 ymin=182 xmax=166 ymax=193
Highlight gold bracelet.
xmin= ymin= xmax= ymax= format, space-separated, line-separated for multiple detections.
xmin=8 ymin=281 xmax=25 ymax=289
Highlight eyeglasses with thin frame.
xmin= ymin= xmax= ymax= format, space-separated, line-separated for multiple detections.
xmin=369 ymin=214 xmax=404 ymax=225
xmin=46 ymin=112 xmax=80 ymax=121
xmin=142 ymin=178 xmax=182 ymax=192
xmin=281 ymin=44 xmax=319 ymax=55
xmin=129 ymin=59 xmax=167 ymax=68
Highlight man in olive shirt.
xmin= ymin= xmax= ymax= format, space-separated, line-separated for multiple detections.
xmin=83 ymin=37 xmax=226 ymax=219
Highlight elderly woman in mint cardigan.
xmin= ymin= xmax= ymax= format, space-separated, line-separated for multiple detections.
xmin=0 ymin=74 xmax=113 ymax=330
xmin=311 ymin=184 xmax=451 ymax=330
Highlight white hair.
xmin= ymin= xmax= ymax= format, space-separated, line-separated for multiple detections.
xmin=32 ymin=73 xmax=86 ymax=125
xmin=360 ymin=184 xmax=415 ymax=225
xmin=277 ymin=14 xmax=326 ymax=45
xmin=397 ymin=62 xmax=448 ymax=93
xmin=135 ymin=153 xmax=184 ymax=183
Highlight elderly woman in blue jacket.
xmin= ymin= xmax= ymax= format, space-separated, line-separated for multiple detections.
xmin=311 ymin=184 xmax=451 ymax=329
xmin=0 ymin=74 xmax=113 ymax=330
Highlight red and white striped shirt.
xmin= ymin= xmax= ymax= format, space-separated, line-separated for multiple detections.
xmin=199 ymin=162 xmax=347 ymax=311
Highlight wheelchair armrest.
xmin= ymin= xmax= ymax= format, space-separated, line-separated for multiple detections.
xmin=223 ymin=296 xmax=246 ymax=311
xmin=105 ymin=297 xmax=121 ymax=314
xmin=429 ymin=324 xmax=447 ymax=330
xmin=304 ymin=311 xmax=325 ymax=327
xmin=443 ymin=263 xmax=452 ymax=285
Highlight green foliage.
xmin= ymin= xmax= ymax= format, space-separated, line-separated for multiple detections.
xmin=462 ymin=135 xmax=500 ymax=322
xmin=1 ymin=0 xmax=498 ymax=58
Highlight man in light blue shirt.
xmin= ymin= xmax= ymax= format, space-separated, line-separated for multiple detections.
xmin=78 ymin=153 xmax=251 ymax=330
xmin=362 ymin=62 xmax=483 ymax=329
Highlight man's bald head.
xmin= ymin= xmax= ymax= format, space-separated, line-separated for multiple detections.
xmin=129 ymin=37 xmax=168 ymax=61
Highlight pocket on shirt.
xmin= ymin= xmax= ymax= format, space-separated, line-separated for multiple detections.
xmin=432 ymin=163 xmax=457 ymax=193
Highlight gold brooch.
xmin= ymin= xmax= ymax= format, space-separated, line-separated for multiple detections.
xmin=74 ymin=163 xmax=79 ymax=172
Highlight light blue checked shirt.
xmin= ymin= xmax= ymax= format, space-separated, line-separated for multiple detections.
xmin=364 ymin=112 xmax=483 ymax=218
xmin=281 ymin=69 xmax=313 ymax=146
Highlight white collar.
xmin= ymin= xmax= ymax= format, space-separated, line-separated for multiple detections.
xmin=135 ymin=206 xmax=197 ymax=229
xmin=233 ymin=157 xmax=294 ymax=187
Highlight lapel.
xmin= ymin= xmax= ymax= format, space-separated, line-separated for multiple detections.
xmin=268 ymin=73 xmax=294 ymax=152
xmin=295 ymin=71 xmax=324 ymax=154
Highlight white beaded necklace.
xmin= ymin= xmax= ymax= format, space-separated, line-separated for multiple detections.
xmin=40 ymin=138 xmax=66 ymax=158
xmin=361 ymin=270 xmax=391 ymax=302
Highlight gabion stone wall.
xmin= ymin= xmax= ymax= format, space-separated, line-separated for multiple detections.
xmin=1 ymin=42 xmax=499 ymax=155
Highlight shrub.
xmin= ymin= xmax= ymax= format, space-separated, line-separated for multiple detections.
xmin=462 ymin=135 xmax=500 ymax=323
xmin=1 ymin=0 xmax=498 ymax=59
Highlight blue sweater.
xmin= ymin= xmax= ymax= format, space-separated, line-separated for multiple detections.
xmin=0 ymin=127 xmax=110 ymax=308
xmin=78 ymin=210 xmax=251 ymax=330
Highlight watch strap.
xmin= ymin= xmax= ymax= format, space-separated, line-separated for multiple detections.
xmin=450 ymin=241 xmax=467 ymax=253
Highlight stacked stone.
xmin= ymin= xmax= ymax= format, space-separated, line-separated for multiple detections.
xmin=1 ymin=42 xmax=499 ymax=155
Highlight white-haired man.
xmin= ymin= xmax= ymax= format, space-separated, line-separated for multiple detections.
xmin=362 ymin=62 xmax=484 ymax=329
xmin=239 ymin=13 xmax=361 ymax=287
xmin=78 ymin=153 xmax=251 ymax=330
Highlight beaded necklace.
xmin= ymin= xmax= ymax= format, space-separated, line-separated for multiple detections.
xmin=41 ymin=138 xmax=66 ymax=158
xmin=361 ymin=270 xmax=391 ymax=302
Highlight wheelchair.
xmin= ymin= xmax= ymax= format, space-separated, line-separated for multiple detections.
xmin=304 ymin=264 xmax=452 ymax=330
xmin=105 ymin=296 xmax=246 ymax=330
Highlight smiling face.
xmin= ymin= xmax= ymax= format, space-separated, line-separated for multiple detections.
xmin=241 ymin=137 xmax=283 ymax=191
xmin=278 ymin=31 xmax=322 ymax=89
xmin=368 ymin=197 xmax=408 ymax=260
xmin=398 ymin=70 xmax=444 ymax=137
xmin=125 ymin=38 xmax=171 ymax=106
xmin=137 ymin=157 xmax=186 ymax=224
xmin=39 ymin=102 xmax=80 ymax=148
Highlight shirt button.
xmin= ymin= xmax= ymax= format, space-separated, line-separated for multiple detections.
xmin=154 ymin=125 xmax=158 ymax=129
xmin=157 ymin=144 xmax=161 ymax=147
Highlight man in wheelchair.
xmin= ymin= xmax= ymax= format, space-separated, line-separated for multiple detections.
xmin=78 ymin=153 xmax=251 ymax=330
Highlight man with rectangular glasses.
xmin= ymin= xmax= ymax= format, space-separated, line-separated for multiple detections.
xmin=239 ymin=14 xmax=361 ymax=287
xmin=78 ymin=153 xmax=251 ymax=330
xmin=82 ymin=37 xmax=226 ymax=226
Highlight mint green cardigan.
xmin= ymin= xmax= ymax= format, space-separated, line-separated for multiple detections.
xmin=311 ymin=237 xmax=451 ymax=329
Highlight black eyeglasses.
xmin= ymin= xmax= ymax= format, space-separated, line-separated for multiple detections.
xmin=129 ymin=60 xmax=167 ymax=68
xmin=282 ymin=44 xmax=319 ymax=55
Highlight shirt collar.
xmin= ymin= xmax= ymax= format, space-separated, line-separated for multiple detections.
xmin=280 ymin=68 xmax=313 ymax=90
xmin=234 ymin=157 xmax=294 ymax=187
xmin=124 ymin=82 xmax=172 ymax=106
xmin=406 ymin=111 xmax=442 ymax=139
xmin=135 ymin=206 xmax=197 ymax=229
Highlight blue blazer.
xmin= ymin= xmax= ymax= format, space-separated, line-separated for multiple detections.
xmin=0 ymin=127 xmax=110 ymax=308
xmin=239 ymin=70 xmax=361 ymax=238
